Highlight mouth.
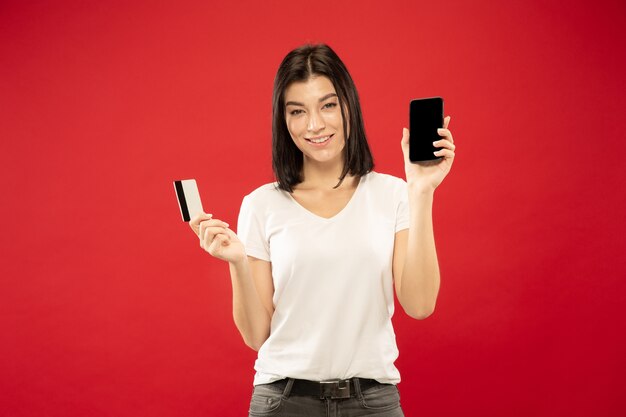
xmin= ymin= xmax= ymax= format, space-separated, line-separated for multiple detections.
xmin=305 ymin=134 xmax=334 ymax=145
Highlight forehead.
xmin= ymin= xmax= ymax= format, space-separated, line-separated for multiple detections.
xmin=284 ymin=76 xmax=336 ymax=103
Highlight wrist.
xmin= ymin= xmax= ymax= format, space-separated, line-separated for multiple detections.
xmin=407 ymin=181 xmax=435 ymax=196
xmin=230 ymin=255 xmax=249 ymax=270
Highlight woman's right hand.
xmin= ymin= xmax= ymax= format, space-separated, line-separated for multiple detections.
xmin=189 ymin=213 xmax=246 ymax=264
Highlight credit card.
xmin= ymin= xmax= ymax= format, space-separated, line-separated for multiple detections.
xmin=173 ymin=179 xmax=203 ymax=222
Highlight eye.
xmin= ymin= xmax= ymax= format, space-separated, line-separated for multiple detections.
xmin=322 ymin=102 xmax=337 ymax=110
xmin=289 ymin=109 xmax=304 ymax=116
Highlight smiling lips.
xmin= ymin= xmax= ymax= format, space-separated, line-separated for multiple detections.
xmin=305 ymin=134 xmax=334 ymax=146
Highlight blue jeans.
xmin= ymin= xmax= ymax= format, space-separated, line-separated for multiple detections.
xmin=248 ymin=378 xmax=404 ymax=417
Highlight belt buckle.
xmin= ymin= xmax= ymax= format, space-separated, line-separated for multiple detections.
xmin=320 ymin=379 xmax=351 ymax=399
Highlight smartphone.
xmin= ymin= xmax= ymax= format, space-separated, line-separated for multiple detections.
xmin=173 ymin=179 xmax=204 ymax=222
xmin=409 ymin=97 xmax=444 ymax=162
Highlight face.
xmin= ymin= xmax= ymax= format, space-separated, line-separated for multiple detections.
xmin=284 ymin=76 xmax=346 ymax=166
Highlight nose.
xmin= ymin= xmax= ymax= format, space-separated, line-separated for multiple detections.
xmin=307 ymin=110 xmax=325 ymax=133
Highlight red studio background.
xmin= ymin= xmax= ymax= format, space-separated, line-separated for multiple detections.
xmin=1 ymin=0 xmax=625 ymax=416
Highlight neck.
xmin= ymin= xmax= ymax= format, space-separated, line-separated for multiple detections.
xmin=300 ymin=155 xmax=351 ymax=189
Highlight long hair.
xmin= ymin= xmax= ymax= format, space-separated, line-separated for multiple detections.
xmin=272 ymin=44 xmax=374 ymax=192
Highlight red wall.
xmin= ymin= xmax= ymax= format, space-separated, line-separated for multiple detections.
xmin=1 ymin=1 xmax=625 ymax=416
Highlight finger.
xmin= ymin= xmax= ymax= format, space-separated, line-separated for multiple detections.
xmin=208 ymin=233 xmax=230 ymax=254
xmin=190 ymin=212 xmax=212 ymax=235
xmin=201 ymin=228 xmax=227 ymax=252
xmin=199 ymin=219 xmax=230 ymax=229
xmin=201 ymin=226 xmax=229 ymax=248
xmin=401 ymin=128 xmax=410 ymax=161
xmin=443 ymin=115 xmax=451 ymax=129
xmin=200 ymin=225 xmax=228 ymax=241
xmin=433 ymin=139 xmax=456 ymax=151
xmin=437 ymin=128 xmax=454 ymax=144
xmin=190 ymin=212 xmax=212 ymax=226
xmin=217 ymin=233 xmax=231 ymax=246
xmin=434 ymin=149 xmax=455 ymax=159
xmin=198 ymin=219 xmax=230 ymax=238
xmin=401 ymin=128 xmax=409 ymax=149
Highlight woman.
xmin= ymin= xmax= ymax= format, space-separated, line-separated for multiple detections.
xmin=190 ymin=44 xmax=455 ymax=416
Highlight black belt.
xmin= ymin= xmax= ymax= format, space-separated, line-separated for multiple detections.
xmin=268 ymin=377 xmax=381 ymax=399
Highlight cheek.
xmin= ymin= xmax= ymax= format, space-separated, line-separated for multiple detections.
xmin=331 ymin=113 xmax=347 ymax=139
xmin=285 ymin=119 xmax=305 ymax=151
xmin=286 ymin=117 xmax=303 ymax=139
xmin=320 ymin=113 xmax=341 ymax=137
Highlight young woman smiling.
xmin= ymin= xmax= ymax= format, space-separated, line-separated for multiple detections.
xmin=190 ymin=44 xmax=456 ymax=417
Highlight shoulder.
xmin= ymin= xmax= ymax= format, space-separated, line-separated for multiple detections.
xmin=240 ymin=182 xmax=289 ymax=211
xmin=362 ymin=171 xmax=407 ymax=192
xmin=244 ymin=182 xmax=282 ymax=200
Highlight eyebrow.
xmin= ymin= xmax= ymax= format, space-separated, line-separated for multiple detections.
xmin=285 ymin=93 xmax=338 ymax=107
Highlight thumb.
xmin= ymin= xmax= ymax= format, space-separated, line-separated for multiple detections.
xmin=209 ymin=233 xmax=229 ymax=253
xmin=401 ymin=128 xmax=410 ymax=157
xmin=191 ymin=212 xmax=212 ymax=224
xmin=189 ymin=212 xmax=213 ymax=235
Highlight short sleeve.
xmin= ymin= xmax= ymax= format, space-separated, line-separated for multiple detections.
xmin=236 ymin=195 xmax=271 ymax=261
xmin=395 ymin=180 xmax=410 ymax=233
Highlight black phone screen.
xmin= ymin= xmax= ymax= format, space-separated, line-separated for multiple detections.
xmin=409 ymin=97 xmax=444 ymax=162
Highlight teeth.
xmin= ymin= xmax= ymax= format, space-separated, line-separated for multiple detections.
xmin=308 ymin=135 xmax=330 ymax=144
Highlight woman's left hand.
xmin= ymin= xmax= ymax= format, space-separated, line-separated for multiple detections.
xmin=401 ymin=115 xmax=455 ymax=192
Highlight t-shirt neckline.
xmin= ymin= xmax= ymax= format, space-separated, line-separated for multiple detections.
xmin=285 ymin=173 xmax=369 ymax=222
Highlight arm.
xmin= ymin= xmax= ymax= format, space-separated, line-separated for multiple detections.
xmin=229 ymin=256 xmax=274 ymax=351
xmin=393 ymin=190 xmax=439 ymax=319
xmin=394 ymin=116 xmax=455 ymax=319
xmin=190 ymin=213 xmax=274 ymax=351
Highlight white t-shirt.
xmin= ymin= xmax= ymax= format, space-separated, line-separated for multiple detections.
xmin=236 ymin=171 xmax=410 ymax=385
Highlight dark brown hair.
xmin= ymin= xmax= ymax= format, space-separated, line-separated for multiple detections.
xmin=272 ymin=44 xmax=374 ymax=192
